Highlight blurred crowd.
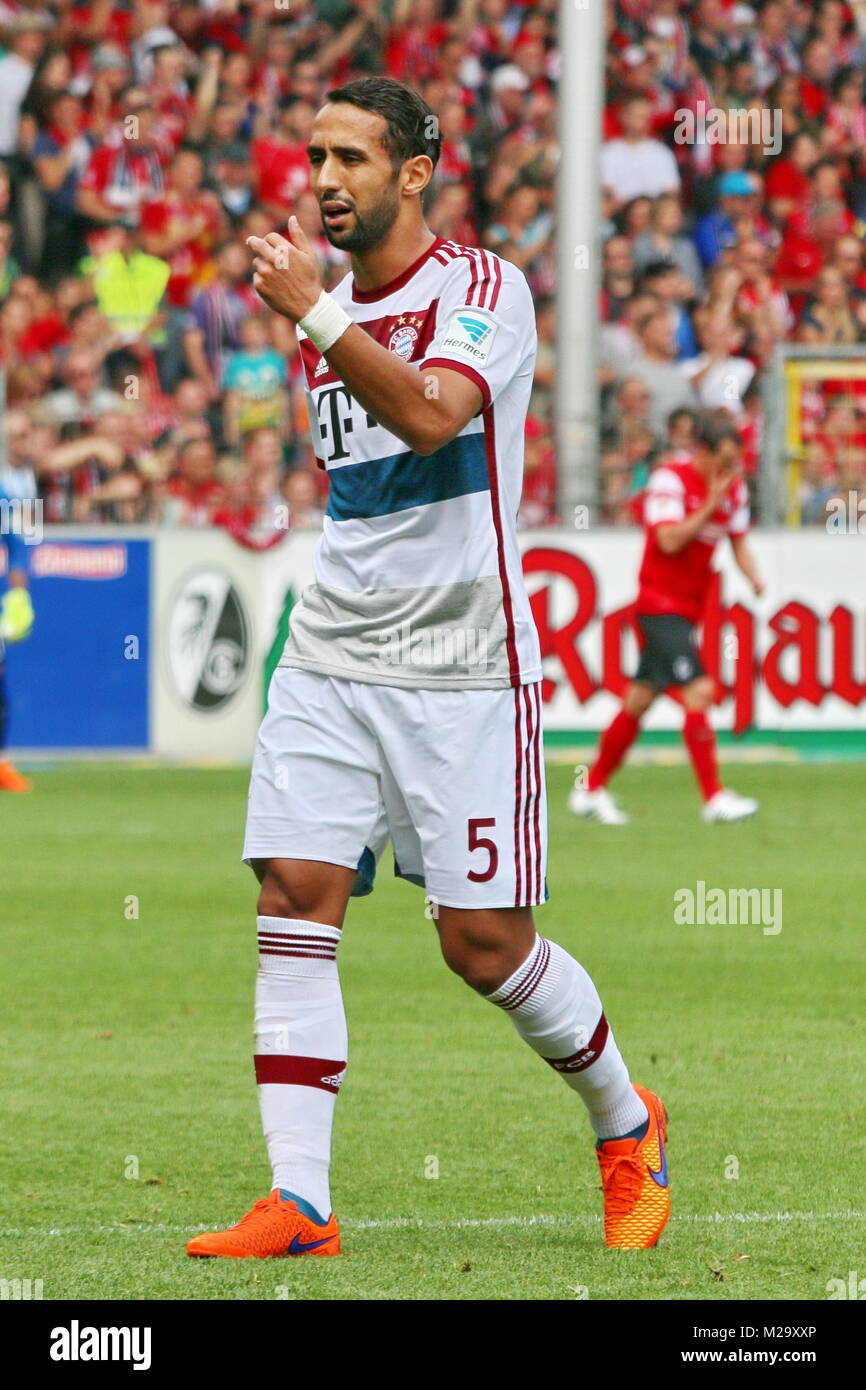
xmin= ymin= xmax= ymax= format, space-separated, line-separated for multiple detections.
xmin=0 ymin=1 xmax=863 ymax=535
xmin=0 ymin=0 xmax=560 ymax=539
xmin=599 ymin=0 xmax=866 ymax=525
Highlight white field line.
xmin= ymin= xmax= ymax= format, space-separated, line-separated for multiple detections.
xmin=1 ymin=1210 xmax=864 ymax=1239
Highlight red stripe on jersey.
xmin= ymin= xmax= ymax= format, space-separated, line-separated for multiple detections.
xmin=522 ymin=683 xmax=535 ymax=905
xmin=482 ymin=408 xmax=520 ymax=685
xmin=351 ymin=236 xmax=448 ymax=301
xmin=531 ymin=685 xmax=544 ymax=903
xmin=464 ymin=247 xmax=480 ymax=304
xmin=254 ymin=1055 xmax=346 ymax=1092
xmin=420 ymin=356 xmax=490 ymax=410
xmin=489 ymin=254 xmax=503 ymax=311
xmin=478 ymin=249 xmax=492 ymax=308
xmin=513 ymin=687 xmax=524 ymax=907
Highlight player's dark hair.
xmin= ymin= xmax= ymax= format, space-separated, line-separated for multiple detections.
xmin=326 ymin=77 xmax=441 ymax=174
xmin=694 ymin=410 xmax=742 ymax=453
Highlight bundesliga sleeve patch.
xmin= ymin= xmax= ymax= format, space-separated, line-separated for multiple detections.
xmin=440 ymin=306 xmax=498 ymax=365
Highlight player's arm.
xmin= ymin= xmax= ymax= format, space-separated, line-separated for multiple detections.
xmin=655 ymin=467 xmax=740 ymax=555
xmin=320 ymin=325 xmax=481 ymax=455
xmin=247 ymin=219 xmax=482 ymax=455
xmin=729 ymin=532 xmax=764 ymax=596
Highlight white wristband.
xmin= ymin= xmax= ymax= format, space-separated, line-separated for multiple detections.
xmin=299 ymin=290 xmax=352 ymax=353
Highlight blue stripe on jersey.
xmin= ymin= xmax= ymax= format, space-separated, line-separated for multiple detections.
xmin=325 ymin=433 xmax=489 ymax=522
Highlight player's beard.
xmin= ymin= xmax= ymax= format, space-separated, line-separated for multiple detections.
xmin=321 ymin=181 xmax=401 ymax=253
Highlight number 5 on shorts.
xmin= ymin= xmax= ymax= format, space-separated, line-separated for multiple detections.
xmin=467 ymin=817 xmax=498 ymax=882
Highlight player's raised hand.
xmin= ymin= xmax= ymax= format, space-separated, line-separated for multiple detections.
xmin=246 ymin=216 xmax=322 ymax=323
xmin=708 ymin=457 xmax=741 ymax=506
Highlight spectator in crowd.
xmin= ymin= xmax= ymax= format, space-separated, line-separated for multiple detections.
xmin=77 ymin=85 xmax=169 ymax=223
xmin=681 ymin=308 xmax=756 ymax=416
xmin=81 ymin=221 xmax=170 ymax=348
xmin=280 ymin=467 xmax=326 ymax=532
xmin=222 ymin=314 xmax=289 ymax=448
xmin=485 ymin=182 xmax=554 ymax=295
xmin=31 ymin=91 xmax=96 ymax=278
xmin=518 ymin=415 xmax=558 ymax=529
xmin=183 ymin=238 xmax=258 ymax=402
xmin=797 ymin=264 xmax=859 ymax=344
xmin=44 ymin=347 xmax=123 ymax=427
xmin=600 ymin=95 xmax=681 ymax=210
xmin=638 ymin=261 xmax=699 ymax=359
xmin=251 ymin=97 xmax=316 ymax=223
xmin=620 ymin=308 xmax=697 ymax=437
xmin=631 ymin=193 xmax=704 ymax=295
xmin=0 ymin=410 xmax=39 ymax=504
xmin=600 ymin=290 xmax=660 ymax=384
xmin=0 ymin=14 xmax=48 ymax=158
xmin=165 ymin=436 xmax=225 ymax=526
xmin=694 ymin=170 xmax=761 ymax=268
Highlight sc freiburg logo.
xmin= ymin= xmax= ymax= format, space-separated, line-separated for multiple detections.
xmin=167 ymin=569 xmax=250 ymax=712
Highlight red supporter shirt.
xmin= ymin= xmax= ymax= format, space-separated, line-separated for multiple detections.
xmin=79 ymin=143 xmax=167 ymax=208
xmin=636 ymin=459 xmax=750 ymax=623
xmin=764 ymin=159 xmax=810 ymax=208
xmin=386 ymin=22 xmax=450 ymax=83
xmin=140 ymin=192 xmax=221 ymax=306
xmin=251 ymin=138 xmax=310 ymax=208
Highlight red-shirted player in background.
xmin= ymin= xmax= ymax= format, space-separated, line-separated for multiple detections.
xmin=571 ymin=410 xmax=764 ymax=826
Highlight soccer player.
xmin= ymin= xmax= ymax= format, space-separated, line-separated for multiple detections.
xmin=188 ymin=78 xmax=670 ymax=1260
xmin=570 ymin=410 xmax=764 ymax=827
xmin=0 ymin=488 xmax=35 ymax=792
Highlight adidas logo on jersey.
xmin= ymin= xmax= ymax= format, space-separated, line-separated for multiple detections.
xmin=314 ymin=355 xmax=329 ymax=377
xmin=320 ymin=1073 xmax=345 ymax=1089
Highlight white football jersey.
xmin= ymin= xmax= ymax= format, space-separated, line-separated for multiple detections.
xmin=280 ymin=237 xmax=542 ymax=689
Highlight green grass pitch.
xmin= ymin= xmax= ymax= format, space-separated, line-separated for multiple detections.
xmin=2 ymin=759 xmax=864 ymax=1301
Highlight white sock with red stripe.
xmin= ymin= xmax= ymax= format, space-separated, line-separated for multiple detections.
xmin=254 ymin=916 xmax=346 ymax=1222
xmin=486 ymin=935 xmax=648 ymax=1140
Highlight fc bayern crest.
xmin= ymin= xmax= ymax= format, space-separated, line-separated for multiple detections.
xmin=388 ymin=323 xmax=419 ymax=359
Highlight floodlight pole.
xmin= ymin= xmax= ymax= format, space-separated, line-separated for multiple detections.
xmin=555 ymin=0 xmax=605 ymax=526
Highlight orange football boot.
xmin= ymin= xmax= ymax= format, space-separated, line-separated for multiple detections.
xmin=187 ymin=1191 xmax=340 ymax=1259
xmin=0 ymin=760 xmax=32 ymax=793
xmin=596 ymin=1083 xmax=670 ymax=1249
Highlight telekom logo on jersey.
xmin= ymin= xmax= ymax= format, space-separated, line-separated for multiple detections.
xmin=524 ymin=547 xmax=866 ymax=736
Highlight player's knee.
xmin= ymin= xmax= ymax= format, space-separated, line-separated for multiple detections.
xmin=625 ymin=684 xmax=654 ymax=718
xmin=438 ymin=935 xmax=516 ymax=995
xmin=256 ymin=864 xmax=335 ymax=923
xmin=682 ymin=676 xmax=714 ymax=711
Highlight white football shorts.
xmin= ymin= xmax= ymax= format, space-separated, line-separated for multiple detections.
xmin=243 ymin=667 xmax=548 ymax=910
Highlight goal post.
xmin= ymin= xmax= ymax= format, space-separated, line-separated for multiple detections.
xmin=762 ymin=344 xmax=866 ymax=527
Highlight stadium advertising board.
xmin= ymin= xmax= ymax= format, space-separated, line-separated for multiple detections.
xmin=6 ymin=530 xmax=865 ymax=752
xmin=521 ymin=532 xmax=866 ymax=737
xmin=3 ymin=535 xmax=150 ymax=749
